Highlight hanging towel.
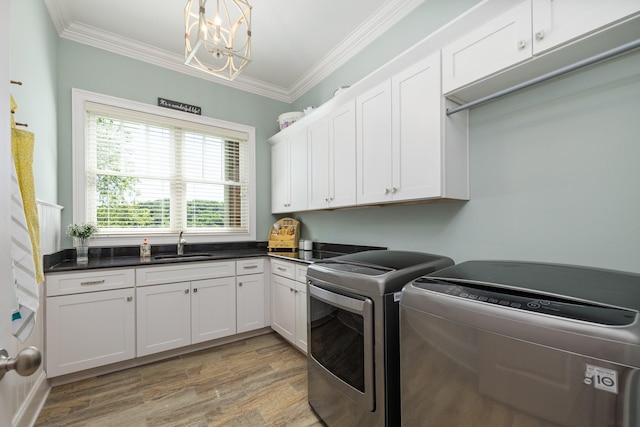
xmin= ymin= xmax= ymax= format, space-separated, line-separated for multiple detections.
xmin=11 ymin=96 xmax=43 ymax=284
xmin=10 ymin=94 xmax=41 ymax=342
xmin=10 ymin=157 xmax=39 ymax=342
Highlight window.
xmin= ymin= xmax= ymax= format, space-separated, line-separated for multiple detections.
xmin=72 ymin=89 xmax=256 ymax=245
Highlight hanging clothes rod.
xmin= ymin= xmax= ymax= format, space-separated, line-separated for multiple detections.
xmin=446 ymin=38 xmax=640 ymax=116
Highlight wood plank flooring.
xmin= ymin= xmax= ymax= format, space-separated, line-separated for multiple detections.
xmin=35 ymin=333 xmax=324 ymax=426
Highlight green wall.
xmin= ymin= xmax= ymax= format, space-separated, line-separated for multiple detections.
xmin=55 ymin=40 xmax=288 ymax=247
xmin=10 ymin=0 xmax=58 ymax=204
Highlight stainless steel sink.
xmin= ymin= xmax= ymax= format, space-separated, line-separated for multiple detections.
xmin=153 ymin=253 xmax=212 ymax=260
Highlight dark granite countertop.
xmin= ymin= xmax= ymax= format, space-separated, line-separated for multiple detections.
xmin=44 ymin=241 xmax=385 ymax=273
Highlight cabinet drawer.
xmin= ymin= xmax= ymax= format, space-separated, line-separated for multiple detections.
xmin=236 ymin=258 xmax=265 ymax=275
xmin=136 ymin=260 xmax=235 ymax=286
xmin=296 ymin=264 xmax=308 ymax=283
xmin=46 ymin=268 xmax=135 ymax=296
xmin=271 ymin=259 xmax=295 ymax=280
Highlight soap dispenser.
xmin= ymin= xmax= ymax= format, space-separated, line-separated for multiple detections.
xmin=140 ymin=238 xmax=151 ymax=258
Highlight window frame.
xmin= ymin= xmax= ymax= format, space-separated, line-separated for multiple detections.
xmin=72 ymin=88 xmax=256 ymax=246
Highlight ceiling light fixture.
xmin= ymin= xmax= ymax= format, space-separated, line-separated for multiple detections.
xmin=184 ymin=0 xmax=252 ymax=81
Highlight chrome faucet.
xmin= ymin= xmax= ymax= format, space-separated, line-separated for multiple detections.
xmin=177 ymin=231 xmax=186 ymax=255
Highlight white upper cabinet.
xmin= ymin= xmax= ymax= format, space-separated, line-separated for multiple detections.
xmin=443 ymin=0 xmax=640 ymax=95
xmin=271 ymin=128 xmax=308 ymax=213
xmin=356 ymin=80 xmax=393 ymax=204
xmin=442 ymin=0 xmax=532 ymax=94
xmin=532 ymin=0 xmax=640 ymax=55
xmin=308 ymin=100 xmax=357 ymax=209
xmin=357 ymin=52 xmax=469 ymax=205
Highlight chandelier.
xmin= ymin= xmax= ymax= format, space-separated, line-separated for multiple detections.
xmin=184 ymin=0 xmax=252 ymax=81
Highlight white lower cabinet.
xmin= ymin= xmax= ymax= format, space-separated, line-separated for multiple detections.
xmin=192 ymin=277 xmax=237 ymax=343
xmin=46 ymin=257 xmax=269 ymax=377
xmin=136 ymin=276 xmax=237 ymax=357
xmin=270 ymin=259 xmax=308 ymax=353
xmin=45 ymin=268 xmax=136 ymax=378
xmin=236 ymin=258 xmax=267 ymax=334
xmin=136 ymin=281 xmax=191 ymax=357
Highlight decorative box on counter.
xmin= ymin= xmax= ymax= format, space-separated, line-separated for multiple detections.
xmin=268 ymin=218 xmax=300 ymax=251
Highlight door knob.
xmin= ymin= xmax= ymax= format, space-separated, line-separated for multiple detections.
xmin=0 ymin=346 xmax=42 ymax=380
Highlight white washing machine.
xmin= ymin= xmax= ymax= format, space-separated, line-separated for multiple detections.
xmin=400 ymin=260 xmax=640 ymax=427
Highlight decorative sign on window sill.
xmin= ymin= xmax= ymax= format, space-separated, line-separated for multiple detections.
xmin=157 ymin=98 xmax=201 ymax=115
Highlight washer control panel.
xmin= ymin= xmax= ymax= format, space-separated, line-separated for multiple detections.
xmin=412 ymin=277 xmax=637 ymax=326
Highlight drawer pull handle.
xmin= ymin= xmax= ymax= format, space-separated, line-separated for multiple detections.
xmin=127 ymin=297 xmax=133 ymax=302
xmin=80 ymin=280 xmax=106 ymax=286
xmin=277 ymin=267 xmax=286 ymax=271
xmin=243 ymin=265 xmax=258 ymax=269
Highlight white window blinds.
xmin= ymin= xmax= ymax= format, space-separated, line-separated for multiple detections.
xmin=84 ymin=102 xmax=249 ymax=235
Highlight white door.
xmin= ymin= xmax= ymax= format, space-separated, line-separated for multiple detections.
xmin=1 ymin=1 xmax=15 ymax=424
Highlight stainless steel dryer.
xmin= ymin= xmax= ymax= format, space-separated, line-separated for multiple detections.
xmin=400 ymin=260 xmax=640 ymax=427
xmin=307 ymin=250 xmax=454 ymax=427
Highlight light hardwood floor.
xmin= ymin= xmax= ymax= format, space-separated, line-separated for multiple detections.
xmin=35 ymin=333 xmax=324 ymax=426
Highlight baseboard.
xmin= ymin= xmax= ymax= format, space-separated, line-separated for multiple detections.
xmin=12 ymin=371 xmax=50 ymax=427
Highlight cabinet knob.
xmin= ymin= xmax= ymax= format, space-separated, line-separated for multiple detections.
xmin=239 ymin=282 xmax=243 ymax=287
xmin=185 ymin=289 xmax=190 ymax=294
xmin=384 ymin=188 xmax=390 ymax=194
xmin=391 ymin=187 xmax=397 ymax=193
xmin=535 ymin=30 xmax=544 ymax=41
xmin=127 ymin=296 xmax=132 ymax=302
xmin=193 ymin=288 xmax=198 ymax=293
xmin=517 ymin=39 xmax=527 ymax=50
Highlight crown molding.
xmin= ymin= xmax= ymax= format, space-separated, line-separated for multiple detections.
xmin=44 ymin=0 xmax=426 ymax=104
xmin=288 ymin=0 xmax=427 ymax=100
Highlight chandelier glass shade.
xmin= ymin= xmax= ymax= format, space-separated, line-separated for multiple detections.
xmin=184 ymin=0 xmax=252 ymax=81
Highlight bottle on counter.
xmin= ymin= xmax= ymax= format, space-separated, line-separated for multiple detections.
xmin=140 ymin=238 xmax=151 ymax=259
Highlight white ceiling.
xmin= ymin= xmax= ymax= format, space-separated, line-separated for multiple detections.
xmin=44 ymin=0 xmax=427 ymax=102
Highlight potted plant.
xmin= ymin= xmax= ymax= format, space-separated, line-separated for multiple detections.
xmin=67 ymin=223 xmax=97 ymax=263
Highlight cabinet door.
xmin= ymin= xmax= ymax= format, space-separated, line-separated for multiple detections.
xmin=442 ymin=0 xmax=532 ymax=93
xmin=308 ymin=115 xmax=331 ymax=209
xmin=271 ymin=139 xmax=290 ymax=213
xmin=294 ymin=281 xmax=307 ymax=353
xmin=237 ymin=273 xmax=265 ymax=333
xmin=137 ymin=282 xmax=191 ymax=356
xmin=289 ymin=128 xmax=308 ymax=212
xmin=532 ymin=0 xmax=640 ymax=54
xmin=391 ymin=53 xmax=443 ymax=201
xmin=46 ymin=288 xmax=135 ymax=377
xmin=270 ymin=274 xmax=296 ymax=343
xmin=356 ymin=80 xmax=393 ymax=205
xmin=192 ymin=277 xmax=237 ymax=343
xmin=330 ymin=100 xmax=357 ymax=208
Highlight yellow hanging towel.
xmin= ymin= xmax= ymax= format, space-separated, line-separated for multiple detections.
xmin=10 ymin=95 xmax=44 ymax=284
